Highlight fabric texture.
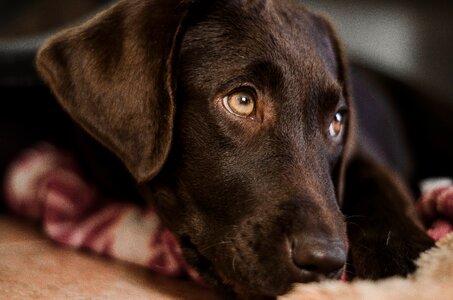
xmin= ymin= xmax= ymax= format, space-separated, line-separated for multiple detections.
xmin=417 ymin=178 xmax=453 ymax=241
xmin=3 ymin=143 xmax=202 ymax=283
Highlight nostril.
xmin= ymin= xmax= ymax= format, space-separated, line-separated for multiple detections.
xmin=291 ymin=237 xmax=346 ymax=277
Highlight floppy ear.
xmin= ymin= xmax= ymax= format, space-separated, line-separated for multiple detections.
xmin=36 ymin=0 xmax=194 ymax=182
xmin=312 ymin=15 xmax=356 ymax=204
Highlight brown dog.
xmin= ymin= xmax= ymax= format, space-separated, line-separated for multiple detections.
xmin=35 ymin=0 xmax=438 ymax=298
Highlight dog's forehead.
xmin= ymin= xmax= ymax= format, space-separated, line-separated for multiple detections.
xmin=179 ymin=0 xmax=338 ymax=96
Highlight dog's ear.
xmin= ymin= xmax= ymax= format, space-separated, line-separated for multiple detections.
xmin=312 ymin=15 xmax=356 ymax=204
xmin=36 ymin=0 xmax=194 ymax=182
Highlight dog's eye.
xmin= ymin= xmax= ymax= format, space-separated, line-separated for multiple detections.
xmin=223 ymin=90 xmax=256 ymax=118
xmin=329 ymin=111 xmax=345 ymax=140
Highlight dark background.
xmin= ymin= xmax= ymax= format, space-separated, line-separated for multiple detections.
xmin=0 ymin=0 xmax=452 ymax=103
xmin=303 ymin=0 xmax=453 ymax=104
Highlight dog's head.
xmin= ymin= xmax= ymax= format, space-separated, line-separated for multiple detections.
xmin=37 ymin=0 xmax=354 ymax=297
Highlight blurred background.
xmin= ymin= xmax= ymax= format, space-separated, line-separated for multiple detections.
xmin=0 ymin=0 xmax=452 ymax=102
xmin=303 ymin=0 xmax=453 ymax=104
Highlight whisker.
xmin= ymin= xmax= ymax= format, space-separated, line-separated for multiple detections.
xmin=344 ymin=215 xmax=367 ymax=220
xmin=199 ymin=240 xmax=233 ymax=252
xmin=386 ymin=230 xmax=392 ymax=246
xmin=232 ymin=254 xmax=238 ymax=273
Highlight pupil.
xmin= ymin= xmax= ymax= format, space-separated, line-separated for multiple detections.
xmin=239 ymin=96 xmax=249 ymax=105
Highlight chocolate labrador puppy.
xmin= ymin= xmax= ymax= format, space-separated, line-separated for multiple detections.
xmin=34 ymin=0 xmax=438 ymax=298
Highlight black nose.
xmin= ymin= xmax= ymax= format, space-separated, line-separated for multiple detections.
xmin=291 ymin=236 xmax=346 ymax=277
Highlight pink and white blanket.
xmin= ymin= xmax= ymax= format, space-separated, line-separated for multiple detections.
xmin=3 ymin=143 xmax=202 ymax=283
xmin=2 ymin=143 xmax=453 ymax=283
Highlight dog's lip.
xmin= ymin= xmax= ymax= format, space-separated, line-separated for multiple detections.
xmin=215 ymin=258 xmax=329 ymax=298
xmin=288 ymin=265 xmax=334 ymax=285
xmin=211 ymin=240 xmax=325 ymax=297
xmin=222 ymin=269 xmax=323 ymax=298
xmin=292 ymin=267 xmax=344 ymax=282
xmin=222 ymin=276 xmax=293 ymax=298
xmin=200 ymin=236 xmax=344 ymax=297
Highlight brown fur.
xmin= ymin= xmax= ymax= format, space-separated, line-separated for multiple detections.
xmin=36 ymin=0 xmax=435 ymax=298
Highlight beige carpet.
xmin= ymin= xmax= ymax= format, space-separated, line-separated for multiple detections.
xmin=0 ymin=215 xmax=218 ymax=300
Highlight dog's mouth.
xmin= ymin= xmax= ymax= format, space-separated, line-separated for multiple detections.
xmin=179 ymin=232 xmax=345 ymax=298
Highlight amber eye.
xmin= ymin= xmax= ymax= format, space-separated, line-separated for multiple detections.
xmin=223 ymin=90 xmax=256 ymax=118
xmin=329 ymin=111 xmax=346 ymax=139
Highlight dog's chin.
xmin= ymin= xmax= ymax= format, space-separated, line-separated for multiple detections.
xmin=215 ymin=269 xmax=293 ymax=299
xmin=179 ymin=233 xmax=345 ymax=299
xmin=214 ymin=266 xmax=333 ymax=299
xmin=217 ymin=266 xmax=343 ymax=299
xmin=180 ymin=237 xmax=335 ymax=299
xmin=179 ymin=237 xmax=284 ymax=298
xmin=216 ymin=266 xmax=344 ymax=299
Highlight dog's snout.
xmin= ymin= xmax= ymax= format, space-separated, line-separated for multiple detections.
xmin=290 ymin=236 xmax=346 ymax=277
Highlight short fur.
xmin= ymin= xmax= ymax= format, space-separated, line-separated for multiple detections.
xmin=35 ymin=0 xmax=441 ymax=298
